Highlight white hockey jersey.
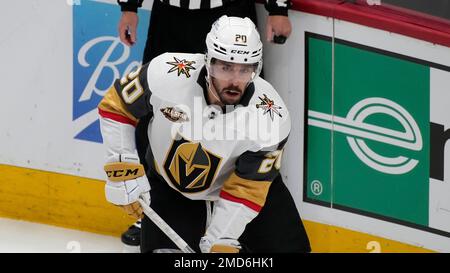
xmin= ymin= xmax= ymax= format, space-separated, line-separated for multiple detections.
xmin=99 ymin=52 xmax=290 ymax=214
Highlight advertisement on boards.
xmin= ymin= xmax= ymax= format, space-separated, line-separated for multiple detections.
xmin=304 ymin=32 xmax=450 ymax=239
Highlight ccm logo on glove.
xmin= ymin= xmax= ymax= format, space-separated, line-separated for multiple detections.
xmin=104 ymin=162 xmax=145 ymax=182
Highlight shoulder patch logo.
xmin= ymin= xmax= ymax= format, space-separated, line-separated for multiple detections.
xmin=256 ymin=94 xmax=282 ymax=120
xmin=160 ymin=107 xmax=189 ymax=122
xmin=166 ymin=57 xmax=196 ymax=78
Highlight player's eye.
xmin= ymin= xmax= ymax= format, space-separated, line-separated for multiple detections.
xmin=240 ymin=67 xmax=251 ymax=74
xmin=221 ymin=65 xmax=232 ymax=72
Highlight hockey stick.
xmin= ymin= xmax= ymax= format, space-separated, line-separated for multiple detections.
xmin=138 ymin=197 xmax=196 ymax=253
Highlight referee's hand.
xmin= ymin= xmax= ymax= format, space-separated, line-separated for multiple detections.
xmin=118 ymin=11 xmax=138 ymax=46
xmin=266 ymin=15 xmax=292 ymax=44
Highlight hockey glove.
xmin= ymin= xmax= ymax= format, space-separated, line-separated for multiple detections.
xmin=199 ymin=237 xmax=241 ymax=253
xmin=104 ymin=153 xmax=151 ymax=219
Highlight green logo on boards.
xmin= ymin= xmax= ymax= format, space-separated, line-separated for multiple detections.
xmin=308 ymin=97 xmax=423 ymax=175
xmin=304 ymin=33 xmax=430 ymax=228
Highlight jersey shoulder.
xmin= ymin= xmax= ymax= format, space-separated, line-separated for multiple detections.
xmin=146 ymin=52 xmax=205 ymax=103
xmin=245 ymin=78 xmax=291 ymax=150
xmin=250 ymin=77 xmax=290 ymax=124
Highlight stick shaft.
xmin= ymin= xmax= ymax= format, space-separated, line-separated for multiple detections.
xmin=138 ymin=198 xmax=196 ymax=253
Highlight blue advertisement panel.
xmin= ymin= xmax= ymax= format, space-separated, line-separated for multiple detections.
xmin=73 ymin=0 xmax=150 ymax=143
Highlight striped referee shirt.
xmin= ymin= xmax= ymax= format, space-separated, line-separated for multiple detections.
xmin=118 ymin=0 xmax=291 ymax=16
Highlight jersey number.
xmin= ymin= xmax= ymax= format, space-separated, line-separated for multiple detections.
xmin=120 ymin=67 xmax=143 ymax=104
xmin=235 ymin=34 xmax=247 ymax=44
xmin=257 ymin=150 xmax=283 ymax=174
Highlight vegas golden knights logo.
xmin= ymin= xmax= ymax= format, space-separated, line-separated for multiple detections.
xmin=163 ymin=138 xmax=222 ymax=193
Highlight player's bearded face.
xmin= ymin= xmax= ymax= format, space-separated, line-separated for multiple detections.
xmin=209 ymin=60 xmax=256 ymax=105
xmin=211 ymin=77 xmax=246 ymax=105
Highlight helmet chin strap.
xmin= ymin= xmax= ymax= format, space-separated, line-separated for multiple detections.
xmin=205 ymin=75 xmax=224 ymax=106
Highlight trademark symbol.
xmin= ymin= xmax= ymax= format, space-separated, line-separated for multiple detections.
xmin=311 ymin=180 xmax=323 ymax=196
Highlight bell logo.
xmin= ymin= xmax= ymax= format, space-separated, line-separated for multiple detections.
xmin=308 ymin=97 xmax=422 ymax=175
xmin=72 ymin=1 xmax=149 ymax=143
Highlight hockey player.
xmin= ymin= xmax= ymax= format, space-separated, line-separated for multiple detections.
xmin=98 ymin=16 xmax=310 ymax=253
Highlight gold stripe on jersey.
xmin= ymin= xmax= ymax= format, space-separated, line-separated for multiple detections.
xmin=98 ymin=86 xmax=138 ymax=124
xmin=210 ymin=244 xmax=240 ymax=253
xmin=222 ymin=172 xmax=272 ymax=207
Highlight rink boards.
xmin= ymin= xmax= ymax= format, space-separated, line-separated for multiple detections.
xmin=1 ymin=0 xmax=449 ymax=252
